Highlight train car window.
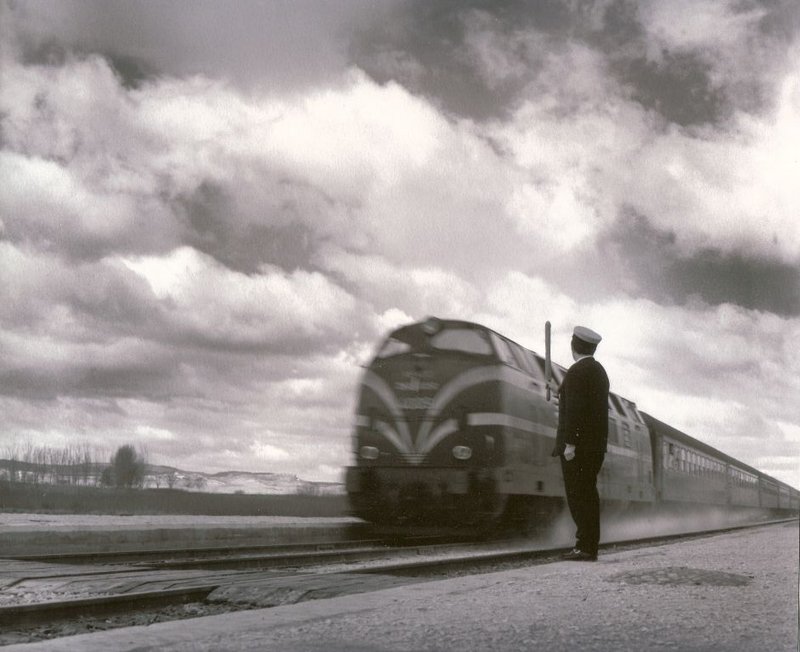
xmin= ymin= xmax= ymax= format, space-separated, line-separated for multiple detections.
xmin=432 ymin=328 xmax=493 ymax=355
xmin=489 ymin=333 xmax=516 ymax=365
xmin=375 ymin=337 xmax=411 ymax=359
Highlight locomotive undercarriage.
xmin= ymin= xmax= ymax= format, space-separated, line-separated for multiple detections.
xmin=346 ymin=465 xmax=579 ymax=534
xmin=346 ymin=466 xmax=507 ymax=528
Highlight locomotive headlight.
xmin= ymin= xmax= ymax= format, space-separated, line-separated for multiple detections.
xmin=452 ymin=445 xmax=472 ymax=460
xmin=360 ymin=445 xmax=380 ymax=460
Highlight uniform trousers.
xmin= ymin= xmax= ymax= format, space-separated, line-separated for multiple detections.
xmin=560 ymin=450 xmax=605 ymax=556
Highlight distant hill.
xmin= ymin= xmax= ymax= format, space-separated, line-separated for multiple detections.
xmin=0 ymin=459 xmax=344 ymax=496
xmin=150 ymin=468 xmax=344 ymax=496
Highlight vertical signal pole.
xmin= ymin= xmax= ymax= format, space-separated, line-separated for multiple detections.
xmin=545 ymin=321 xmax=552 ymax=401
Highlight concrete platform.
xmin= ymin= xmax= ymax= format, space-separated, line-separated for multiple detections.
xmin=0 ymin=514 xmax=363 ymax=556
xmin=3 ymin=520 xmax=797 ymax=651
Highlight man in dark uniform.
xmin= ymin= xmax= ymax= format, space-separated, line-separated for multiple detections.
xmin=552 ymin=326 xmax=609 ymax=561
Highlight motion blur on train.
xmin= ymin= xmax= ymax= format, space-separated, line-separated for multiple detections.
xmin=345 ymin=317 xmax=799 ymax=531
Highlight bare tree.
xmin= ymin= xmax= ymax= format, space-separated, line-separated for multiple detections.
xmin=3 ymin=440 xmax=20 ymax=482
xmin=81 ymin=442 xmax=93 ymax=486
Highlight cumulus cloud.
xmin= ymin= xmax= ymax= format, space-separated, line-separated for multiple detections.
xmin=1 ymin=0 xmax=799 ymax=488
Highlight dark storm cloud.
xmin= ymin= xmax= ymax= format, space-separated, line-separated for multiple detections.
xmin=351 ymin=0 xmax=597 ymax=120
xmin=352 ymin=0 xmax=797 ymax=125
xmin=17 ymin=36 xmax=156 ymax=89
xmin=614 ymin=51 xmax=727 ymax=126
xmin=601 ymin=209 xmax=800 ymax=316
xmin=351 ymin=1 xmax=639 ymax=120
xmin=0 ymin=342 xmax=182 ymax=401
xmin=9 ymin=0 xmax=384 ymax=91
xmin=756 ymin=0 xmax=800 ymax=44
xmin=176 ymin=181 xmax=317 ymax=275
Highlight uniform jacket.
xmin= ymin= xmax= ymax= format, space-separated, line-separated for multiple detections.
xmin=551 ymin=356 xmax=610 ymax=456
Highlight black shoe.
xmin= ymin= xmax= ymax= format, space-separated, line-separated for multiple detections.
xmin=562 ymin=548 xmax=597 ymax=562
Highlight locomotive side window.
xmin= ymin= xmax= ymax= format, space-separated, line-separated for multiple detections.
xmin=431 ymin=328 xmax=493 ymax=355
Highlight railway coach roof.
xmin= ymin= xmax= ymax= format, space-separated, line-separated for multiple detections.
xmin=641 ymin=411 xmax=795 ymax=491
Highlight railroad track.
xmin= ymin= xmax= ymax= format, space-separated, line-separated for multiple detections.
xmin=0 ymin=535 xmax=489 ymax=629
xmin=4 ymin=537 xmax=391 ymax=565
xmin=1 ymin=518 xmax=794 ymax=645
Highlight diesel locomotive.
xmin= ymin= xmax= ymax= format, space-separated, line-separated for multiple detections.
xmin=345 ymin=317 xmax=799 ymax=529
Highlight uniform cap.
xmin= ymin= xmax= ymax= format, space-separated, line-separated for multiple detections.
xmin=573 ymin=326 xmax=602 ymax=345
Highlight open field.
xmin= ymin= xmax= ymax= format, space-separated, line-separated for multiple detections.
xmin=0 ymin=481 xmax=350 ymax=517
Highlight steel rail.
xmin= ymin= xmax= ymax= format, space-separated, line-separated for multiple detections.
xmin=0 ymin=585 xmax=219 ymax=627
xmin=6 ymin=533 xmax=463 ymax=566
xmin=5 ymin=538 xmax=385 ymax=565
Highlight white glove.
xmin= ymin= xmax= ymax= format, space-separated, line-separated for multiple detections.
xmin=564 ymin=444 xmax=576 ymax=461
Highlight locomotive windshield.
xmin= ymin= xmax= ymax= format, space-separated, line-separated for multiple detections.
xmin=375 ymin=324 xmax=493 ymax=359
xmin=430 ymin=328 xmax=492 ymax=354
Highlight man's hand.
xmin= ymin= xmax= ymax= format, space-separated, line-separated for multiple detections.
xmin=564 ymin=444 xmax=576 ymax=461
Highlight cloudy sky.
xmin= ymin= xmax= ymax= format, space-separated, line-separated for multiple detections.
xmin=1 ymin=0 xmax=798 ymax=488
